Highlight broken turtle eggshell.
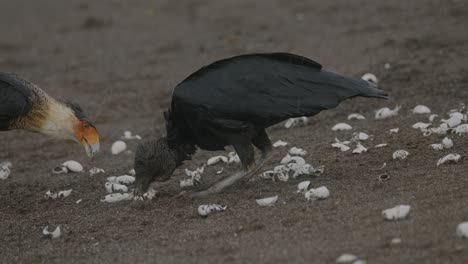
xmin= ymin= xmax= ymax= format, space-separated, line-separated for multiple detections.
xmin=443 ymin=116 xmax=462 ymax=128
xmin=111 ymin=140 xmax=127 ymax=155
xmin=62 ymin=160 xmax=83 ymax=173
xmin=347 ymin=113 xmax=365 ymax=120
xmin=0 ymin=166 xmax=11 ymax=180
xmin=375 ymin=106 xmax=401 ymax=120
xmin=429 ymin=144 xmax=444 ymax=151
xmin=332 ymin=138 xmax=351 ymax=152
xmin=332 ymin=123 xmax=352 ymax=131
xmin=101 ymin=193 xmax=133 ymax=203
xmin=227 ymin=152 xmax=240 ymax=164
xmin=288 ymin=147 xmax=307 ymax=156
xmin=412 ymin=105 xmax=431 ymax=114
xmin=392 ymin=150 xmax=409 ymax=160
xmin=58 ymin=189 xmax=73 ymax=198
xmin=456 ymin=222 xmax=468 ymax=238
xmin=354 ymin=132 xmax=369 ymax=141
xmin=105 ymin=182 xmax=129 ymax=193
xmin=256 ymin=195 xmax=279 ymax=207
xmin=389 ymin=128 xmax=400 ymax=134
xmin=437 ymin=154 xmax=462 ymax=166
xmin=44 ymin=190 xmax=58 ymax=199
xmin=336 ymin=253 xmax=358 ymax=263
xmin=272 ymin=140 xmax=288 ymax=147
xmin=89 ymin=167 xmax=105 ymax=176
xmin=428 ymin=114 xmax=439 ymax=122
xmin=197 ymin=204 xmax=227 ymax=217
xmin=206 ymin=155 xmax=228 ymax=166
xmin=352 ymin=143 xmax=368 ymax=154
xmin=412 ymin=122 xmax=431 ymax=130
xmin=374 ymin=143 xmax=388 ymax=148
xmin=107 ymin=175 xmax=135 ymax=185
xmin=361 ymin=73 xmax=378 ymax=83
xmin=305 ymin=186 xmax=330 ymax=200
xmin=382 ymin=205 xmax=411 ymax=220
xmin=442 ymin=137 xmax=454 ymax=149
xmin=455 ymin=124 xmax=468 ymax=135
xmin=42 ymin=226 xmax=62 ymax=239
xmin=280 ymin=154 xmax=306 ymax=165
xmin=297 ymin=181 xmax=311 ymax=193
xmin=284 ymin=116 xmax=308 ymax=128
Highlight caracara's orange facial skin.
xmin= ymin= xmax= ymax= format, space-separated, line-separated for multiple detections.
xmin=73 ymin=119 xmax=100 ymax=158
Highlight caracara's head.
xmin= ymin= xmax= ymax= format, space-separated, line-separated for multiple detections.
xmin=66 ymin=102 xmax=100 ymax=158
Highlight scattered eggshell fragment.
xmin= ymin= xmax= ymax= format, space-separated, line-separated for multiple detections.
xmin=429 ymin=114 xmax=439 ymax=122
xmin=442 ymin=137 xmax=453 ymax=149
xmin=111 ymin=140 xmax=127 ymax=155
xmin=382 ymin=205 xmax=411 ymax=220
xmin=273 ymin=140 xmax=288 ymax=147
xmin=412 ymin=105 xmax=431 ymax=114
xmin=391 ymin=238 xmax=402 ymax=245
xmin=58 ymin=189 xmax=72 ymax=198
xmin=353 ymin=260 xmax=367 ymax=264
xmin=443 ymin=116 xmax=462 ymax=128
xmin=107 ymin=175 xmax=135 ymax=185
xmin=42 ymin=226 xmax=61 ymax=239
xmin=284 ymin=116 xmax=308 ymax=128
xmin=89 ymin=167 xmax=105 ymax=176
xmin=105 ymin=182 xmax=129 ymax=193
xmin=44 ymin=191 xmax=58 ymax=199
xmin=207 ymin=155 xmax=228 ymax=165
xmin=0 ymin=162 xmax=11 ymax=180
xmin=198 ymin=204 xmax=227 ymax=217
xmin=348 ymin=113 xmax=365 ymax=120
xmin=280 ymin=155 xmax=306 ymax=165
xmin=393 ymin=150 xmax=409 ymax=160
xmin=389 ymin=128 xmax=400 ymax=134
xmin=289 ymin=147 xmax=307 ymax=156
xmin=336 ymin=254 xmax=357 ymax=263
xmin=101 ymin=193 xmax=133 ymax=203
xmin=143 ymin=188 xmax=157 ymax=200
xmin=456 ymin=222 xmax=468 ymax=238
xmin=128 ymin=169 xmax=136 ymax=176
xmin=375 ymin=106 xmax=401 ymax=120
xmin=256 ymin=195 xmax=279 ymax=207
xmin=455 ymin=124 xmax=468 ymax=135
xmin=227 ymin=152 xmax=240 ymax=164
xmin=305 ymin=186 xmax=330 ymax=200
xmin=332 ymin=123 xmax=352 ymax=131
xmin=62 ymin=160 xmax=83 ymax=173
xmin=75 ymin=199 xmax=83 ymax=204
xmin=52 ymin=166 xmax=68 ymax=174
xmin=332 ymin=138 xmax=351 ymax=152
xmin=437 ymin=154 xmax=462 ymax=166
xmin=180 ymin=178 xmax=194 ymax=188
xmin=412 ymin=122 xmax=431 ymax=130
xmin=122 ymin=130 xmax=142 ymax=140
xmin=288 ymin=163 xmax=314 ymax=178
xmin=354 ymin=132 xmax=369 ymax=141
xmin=449 ymin=112 xmax=464 ymax=120
xmin=375 ymin=143 xmax=388 ymax=148
xmin=352 ymin=143 xmax=368 ymax=154
xmin=361 ymin=73 xmax=378 ymax=83
xmin=429 ymin=144 xmax=444 ymax=151
xmin=297 ymin=181 xmax=311 ymax=193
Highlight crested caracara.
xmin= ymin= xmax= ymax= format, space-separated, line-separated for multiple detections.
xmin=0 ymin=72 xmax=100 ymax=158
xmin=133 ymin=53 xmax=388 ymax=198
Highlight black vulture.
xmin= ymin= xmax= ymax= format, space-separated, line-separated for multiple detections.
xmin=134 ymin=53 xmax=387 ymax=198
xmin=0 ymin=72 xmax=100 ymax=157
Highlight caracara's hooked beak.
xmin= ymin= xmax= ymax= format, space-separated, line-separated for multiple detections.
xmin=74 ymin=120 xmax=100 ymax=158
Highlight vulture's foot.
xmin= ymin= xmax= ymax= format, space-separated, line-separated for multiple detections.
xmin=189 ymin=157 xmax=269 ymax=198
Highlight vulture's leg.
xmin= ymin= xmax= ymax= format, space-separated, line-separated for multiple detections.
xmin=244 ymin=129 xmax=273 ymax=182
xmin=190 ymin=138 xmax=256 ymax=198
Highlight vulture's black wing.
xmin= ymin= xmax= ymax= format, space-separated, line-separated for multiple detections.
xmin=171 ymin=53 xmax=387 ymax=132
xmin=0 ymin=73 xmax=33 ymax=130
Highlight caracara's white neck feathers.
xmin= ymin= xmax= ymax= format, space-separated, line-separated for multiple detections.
xmin=40 ymin=98 xmax=76 ymax=140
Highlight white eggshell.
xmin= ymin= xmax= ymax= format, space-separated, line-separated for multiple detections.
xmin=284 ymin=116 xmax=308 ymax=128
xmin=111 ymin=140 xmax=127 ymax=155
xmin=44 ymin=190 xmax=58 ymax=199
xmin=75 ymin=199 xmax=83 ymax=204
xmin=336 ymin=254 xmax=357 ymax=263
xmin=305 ymin=186 xmax=330 ymax=200
xmin=101 ymin=193 xmax=133 ymax=203
xmin=58 ymin=189 xmax=72 ymax=198
xmin=354 ymin=132 xmax=369 ymax=141
xmin=443 ymin=116 xmax=462 ymax=128
xmin=105 ymin=182 xmax=128 ymax=193
xmin=288 ymin=147 xmax=307 ymax=156
xmin=442 ymin=137 xmax=453 ymax=149
xmin=412 ymin=105 xmax=431 ymax=114
xmin=0 ymin=161 xmax=12 ymax=169
xmin=180 ymin=178 xmax=194 ymax=188
xmin=197 ymin=204 xmax=227 ymax=217
xmin=332 ymin=123 xmax=352 ymax=131
xmin=347 ymin=113 xmax=365 ymax=120
xmin=256 ymin=195 xmax=278 ymax=207
xmin=391 ymin=238 xmax=402 ymax=245
xmin=361 ymin=73 xmax=378 ymax=83
xmin=280 ymin=155 xmax=306 ymax=165
xmin=393 ymin=150 xmax=409 ymax=160
xmin=456 ymin=222 xmax=468 ymax=238
xmin=449 ymin=112 xmax=464 ymax=120
xmin=42 ymin=226 xmax=61 ymax=239
xmin=297 ymin=181 xmax=311 ymax=193
xmin=128 ymin=169 xmax=136 ymax=176
xmin=437 ymin=154 xmax=462 ymax=166
xmin=0 ymin=167 xmax=11 ymax=180
xmin=107 ymin=175 xmax=135 ymax=185
xmin=62 ymin=160 xmax=83 ymax=173
xmin=352 ymin=143 xmax=367 ymax=154
xmin=374 ymin=143 xmax=388 ymax=148
xmin=455 ymin=124 xmax=468 ymax=135
xmin=227 ymin=152 xmax=240 ymax=164
xmin=429 ymin=144 xmax=444 ymax=151
xmin=89 ymin=167 xmax=105 ymax=176
xmin=272 ymin=140 xmax=288 ymax=147
xmin=375 ymin=106 xmax=401 ymax=120
xmin=289 ymin=163 xmax=313 ymax=178
xmin=332 ymin=142 xmax=350 ymax=152
xmin=389 ymin=128 xmax=400 ymax=133
xmin=412 ymin=122 xmax=431 ymax=130
xmin=428 ymin=114 xmax=439 ymax=122
xmin=382 ymin=205 xmax=411 ymax=220
xmin=206 ymin=156 xmax=228 ymax=165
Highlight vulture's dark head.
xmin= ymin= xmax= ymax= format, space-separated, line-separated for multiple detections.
xmin=133 ymin=138 xmax=176 ymax=197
